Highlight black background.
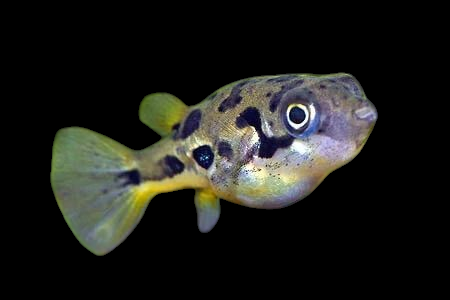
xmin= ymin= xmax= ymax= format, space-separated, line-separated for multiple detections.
xmin=46 ymin=42 xmax=385 ymax=263
xmin=48 ymin=60 xmax=380 ymax=256
xmin=3 ymin=1 xmax=412 ymax=289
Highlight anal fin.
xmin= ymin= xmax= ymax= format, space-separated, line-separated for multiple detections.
xmin=194 ymin=189 xmax=220 ymax=233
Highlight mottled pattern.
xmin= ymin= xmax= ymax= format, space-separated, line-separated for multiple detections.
xmin=51 ymin=73 xmax=377 ymax=256
xmin=218 ymin=80 xmax=248 ymax=112
xmin=269 ymin=79 xmax=305 ymax=112
xmin=236 ymin=107 xmax=294 ymax=158
xmin=177 ymin=109 xmax=202 ymax=139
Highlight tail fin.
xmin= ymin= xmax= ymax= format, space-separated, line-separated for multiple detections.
xmin=51 ymin=127 xmax=154 ymax=255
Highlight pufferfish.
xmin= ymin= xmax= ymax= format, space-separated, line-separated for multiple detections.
xmin=51 ymin=73 xmax=377 ymax=255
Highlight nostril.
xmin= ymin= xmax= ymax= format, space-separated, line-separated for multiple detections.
xmin=354 ymin=103 xmax=377 ymax=123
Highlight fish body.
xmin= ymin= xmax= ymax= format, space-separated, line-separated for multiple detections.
xmin=51 ymin=73 xmax=377 ymax=255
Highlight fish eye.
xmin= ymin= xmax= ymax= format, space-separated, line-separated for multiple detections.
xmin=280 ymin=88 xmax=320 ymax=138
xmin=287 ymin=104 xmax=309 ymax=130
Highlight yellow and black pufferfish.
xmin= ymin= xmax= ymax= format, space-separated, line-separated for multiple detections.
xmin=51 ymin=73 xmax=377 ymax=255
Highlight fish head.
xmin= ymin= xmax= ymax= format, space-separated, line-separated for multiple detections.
xmin=274 ymin=73 xmax=377 ymax=202
xmin=240 ymin=73 xmax=377 ymax=208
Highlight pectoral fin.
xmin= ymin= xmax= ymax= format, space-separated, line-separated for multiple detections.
xmin=139 ymin=93 xmax=187 ymax=136
xmin=194 ymin=189 xmax=220 ymax=233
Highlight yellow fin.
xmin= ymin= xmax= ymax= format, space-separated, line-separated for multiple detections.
xmin=51 ymin=127 xmax=155 ymax=255
xmin=139 ymin=93 xmax=188 ymax=136
xmin=194 ymin=189 xmax=220 ymax=233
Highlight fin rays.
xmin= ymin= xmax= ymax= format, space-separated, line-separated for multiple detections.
xmin=51 ymin=127 xmax=154 ymax=255
xmin=139 ymin=93 xmax=187 ymax=136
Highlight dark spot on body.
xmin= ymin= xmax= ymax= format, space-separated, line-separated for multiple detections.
xmin=117 ymin=169 xmax=141 ymax=187
xmin=269 ymin=79 xmax=304 ymax=112
xmin=319 ymin=84 xmax=327 ymax=89
xmin=172 ymin=123 xmax=180 ymax=131
xmin=193 ymin=145 xmax=214 ymax=169
xmin=236 ymin=115 xmax=248 ymax=128
xmin=266 ymin=92 xmax=272 ymax=97
xmin=218 ymin=141 xmax=233 ymax=160
xmin=177 ymin=109 xmax=201 ymax=139
xmin=218 ymin=80 xmax=249 ymax=112
xmin=236 ymin=107 xmax=294 ymax=158
xmin=259 ymin=135 xmax=293 ymax=158
xmin=163 ymin=155 xmax=185 ymax=177
xmin=102 ymin=188 xmax=108 ymax=194
xmin=236 ymin=107 xmax=261 ymax=129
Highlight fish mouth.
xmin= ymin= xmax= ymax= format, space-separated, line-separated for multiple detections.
xmin=353 ymin=98 xmax=377 ymax=149
xmin=354 ymin=99 xmax=378 ymax=124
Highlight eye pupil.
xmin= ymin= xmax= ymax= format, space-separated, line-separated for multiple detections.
xmin=289 ymin=106 xmax=306 ymax=124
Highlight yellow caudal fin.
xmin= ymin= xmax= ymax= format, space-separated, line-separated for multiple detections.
xmin=51 ymin=127 xmax=155 ymax=255
xmin=139 ymin=93 xmax=188 ymax=136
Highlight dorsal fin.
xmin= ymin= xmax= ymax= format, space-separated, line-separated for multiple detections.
xmin=139 ymin=93 xmax=188 ymax=136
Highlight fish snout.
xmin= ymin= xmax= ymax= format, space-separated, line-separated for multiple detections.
xmin=353 ymin=99 xmax=377 ymax=125
xmin=352 ymin=98 xmax=377 ymax=149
